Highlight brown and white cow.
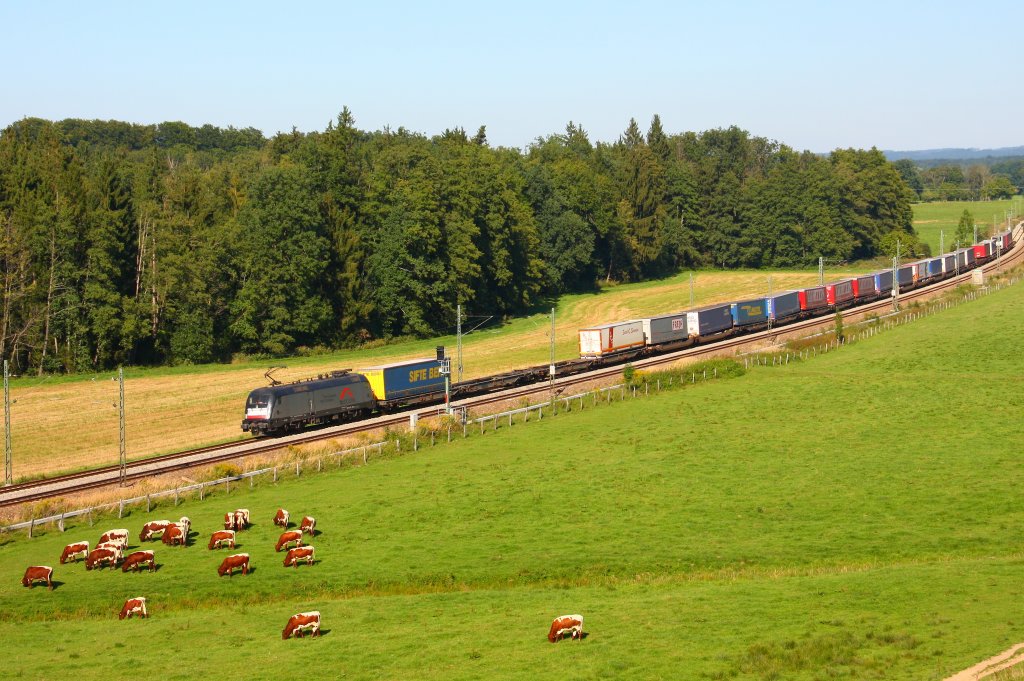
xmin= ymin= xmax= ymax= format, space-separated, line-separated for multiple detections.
xmin=177 ymin=516 xmax=191 ymax=536
xmin=282 ymin=611 xmax=321 ymax=639
xmin=60 ymin=541 xmax=89 ymax=564
xmin=139 ymin=520 xmax=172 ymax=542
xmin=275 ymin=530 xmax=303 ymax=552
xmin=98 ymin=529 xmax=129 ymax=546
xmin=208 ymin=529 xmax=236 ymax=550
xmin=299 ymin=516 xmax=316 ymax=536
xmin=273 ymin=508 xmax=290 ymax=528
xmin=161 ymin=524 xmax=187 ymax=547
xmin=96 ymin=542 xmax=124 ymax=563
xmin=217 ymin=553 xmax=250 ymax=577
xmin=22 ymin=566 xmax=53 ymax=590
xmin=85 ymin=546 xmax=120 ymax=570
xmin=121 ymin=550 xmax=156 ymax=573
xmin=119 ymin=597 xmax=147 ymax=619
xmin=548 ymin=614 xmax=584 ymax=642
xmin=283 ymin=546 xmax=315 ymax=568
xmin=224 ymin=509 xmax=250 ymax=531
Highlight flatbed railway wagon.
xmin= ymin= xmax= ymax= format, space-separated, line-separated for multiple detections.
xmin=363 ymin=358 xmax=447 ymax=411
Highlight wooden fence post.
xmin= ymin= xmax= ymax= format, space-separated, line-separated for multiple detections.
xmin=226 ymin=479 xmax=230 ymax=495
xmin=58 ymin=513 xmax=65 ymax=533
xmin=200 ymin=486 xmax=204 ymax=501
xmin=362 ymin=447 xmax=367 ymax=464
xmin=174 ymin=487 xmax=179 ymax=506
xmin=146 ymin=494 xmax=151 ymax=512
xmin=296 ymin=461 xmax=301 ymax=477
xmin=118 ymin=500 xmax=124 ymax=518
xmin=28 ymin=517 xmax=33 ymax=539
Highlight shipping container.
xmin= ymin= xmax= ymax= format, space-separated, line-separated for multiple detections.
xmin=853 ymin=275 xmax=876 ymax=299
xmin=926 ymin=258 xmax=943 ymax=279
xmin=798 ymin=286 xmax=828 ymax=311
xmin=686 ymin=304 xmax=734 ymax=338
xmin=578 ymin=320 xmax=646 ymax=357
xmin=973 ymin=243 xmax=992 ymax=260
xmin=730 ymin=298 xmax=768 ymax=327
xmin=941 ymin=254 xmax=956 ymax=275
xmin=910 ymin=261 xmax=926 ymax=283
xmin=362 ymin=358 xmax=445 ymax=402
xmin=873 ymin=270 xmax=893 ymax=294
xmin=766 ymin=290 xmax=801 ymax=321
xmin=641 ymin=312 xmax=688 ymax=346
xmin=896 ymin=264 xmax=914 ymax=289
xmin=825 ymin=279 xmax=854 ymax=305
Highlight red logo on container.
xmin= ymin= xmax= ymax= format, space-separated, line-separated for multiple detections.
xmin=340 ymin=387 xmax=353 ymax=401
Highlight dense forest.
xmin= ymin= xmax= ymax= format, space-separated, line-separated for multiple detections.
xmin=0 ymin=111 xmax=919 ymax=372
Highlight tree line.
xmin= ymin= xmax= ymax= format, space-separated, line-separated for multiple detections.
xmin=0 ymin=111 xmax=917 ymax=373
xmin=893 ymin=159 xmax=1021 ymax=201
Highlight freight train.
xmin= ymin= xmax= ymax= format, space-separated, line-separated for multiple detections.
xmin=242 ymin=231 xmax=1014 ymax=436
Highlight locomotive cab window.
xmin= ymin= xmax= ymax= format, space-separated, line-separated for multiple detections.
xmin=247 ymin=395 xmax=270 ymax=409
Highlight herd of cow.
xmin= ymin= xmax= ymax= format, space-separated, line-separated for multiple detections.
xmin=20 ymin=505 xmax=584 ymax=643
xmin=20 ymin=506 xmax=324 ymax=639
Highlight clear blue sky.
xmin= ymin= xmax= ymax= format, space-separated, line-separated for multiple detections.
xmin=2 ymin=0 xmax=1021 ymax=152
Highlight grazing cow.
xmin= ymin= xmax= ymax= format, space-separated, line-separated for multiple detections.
xmin=208 ymin=530 xmax=236 ymax=550
xmin=139 ymin=520 xmax=171 ymax=542
xmin=548 ymin=614 xmax=584 ymax=642
xmin=96 ymin=542 xmax=124 ymax=562
xmin=98 ymin=529 xmax=129 ymax=546
xmin=121 ymin=550 xmax=156 ymax=572
xmin=119 ymin=597 xmax=147 ymax=620
xmin=217 ymin=553 xmax=250 ymax=577
xmin=273 ymin=508 xmax=290 ymax=528
xmin=275 ymin=530 xmax=303 ymax=552
xmin=22 ymin=566 xmax=54 ymax=590
xmin=60 ymin=541 xmax=89 ymax=564
xmin=161 ymin=524 xmax=187 ymax=547
xmin=299 ymin=516 xmax=316 ymax=536
xmin=282 ymin=611 xmax=321 ymax=639
xmin=85 ymin=546 xmax=120 ymax=570
xmin=283 ymin=546 xmax=315 ymax=568
xmin=177 ymin=516 xmax=191 ymax=536
xmin=224 ymin=509 xmax=249 ymax=531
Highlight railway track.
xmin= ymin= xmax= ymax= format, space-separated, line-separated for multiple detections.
xmin=3 ymin=229 xmax=1021 ymax=508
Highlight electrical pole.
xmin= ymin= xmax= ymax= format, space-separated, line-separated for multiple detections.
xmin=892 ymin=240 xmax=901 ymax=311
xmin=818 ymin=256 xmax=824 ymax=285
xmin=437 ymin=346 xmax=451 ymax=414
xmin=975 ymin=224 xmax=979 ymax=244
xmin=456 ymin=304 xmax=463 ymax=383
xmin=548 ymin=308 xmax=556 ymax=391
xmin=689 ymin=273 xmax=694 ymax=306
xmin=939 ymin=230 xmax=944 ymax=256
xmin=767 ymin=275 xmax=773 ymax=330
xmin=4 ymin=360 xmax=11 ymax=486
xmin=118 ymin=367 xmax=126 ymax=486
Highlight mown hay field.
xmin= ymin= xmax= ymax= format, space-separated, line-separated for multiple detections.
xmin=912 ymin=197 xmax=1021 ymax=254
xmin=1 ymin=272 xmax=1022 ymax=679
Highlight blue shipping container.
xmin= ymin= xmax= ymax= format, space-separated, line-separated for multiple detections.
xmin=927 ymin=258 xmax=943 ymax=277
xmin=730 ymin=298 xmax=768 ymax=327
xmin=897 ymin=265 xmax=914 ymax=288
xmin=766 ymin=291 xmax=801 ymax=321
xmin=686 ymin=304 xmax=733 ymax=338
xmin=874 ymin=270 xmax=893 ymax=293
xmin=363 ymin=358 xmax=445 ymax=401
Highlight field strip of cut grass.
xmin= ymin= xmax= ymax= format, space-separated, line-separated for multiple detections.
xmin=1 ymin=272 xmax=1023 ymax=678
xmin=912 ymin=197 xmax=1022 ymax=254
xmin=6 ymin=267 xmax=875 ymax=479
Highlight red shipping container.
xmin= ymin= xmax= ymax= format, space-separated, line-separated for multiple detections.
xmin=798 ymin=286 xmax=828 ymax=311
xmin=825 ymin=280 xmax=854 ymax=305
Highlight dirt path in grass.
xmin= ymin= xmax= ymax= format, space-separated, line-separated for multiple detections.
xmin=944 ymin=643 xmax=1024 ymax=680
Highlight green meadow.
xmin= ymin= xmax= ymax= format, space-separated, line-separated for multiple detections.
xmin=912 ymin=197 xmax=1022 ymax=255
xmin=2 ymin=275 xmax=1024 ymax=678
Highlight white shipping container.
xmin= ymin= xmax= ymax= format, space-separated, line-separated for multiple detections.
xmin=578 ymin=320 xmax=646 ymax=357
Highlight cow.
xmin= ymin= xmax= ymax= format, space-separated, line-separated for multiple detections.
xmin=275 ymin=530 xmax=303 ymax=552
xmin=283 ymin=546 xmax=315 ymax=568
xmin=208 ymin=530 xmax=236 ymax=550
xmin=299 ymin=516 xmax=316 ymax=536
xmin=224 ymin=509 xmax=249 ymax=531
xmin=273 ymin=508 xmax=290 ymax=528
xmin=121 ymin=550 xmax=156 ymax=573
xmin=60 ymin=541 xmax=89 ymax=564
xmin=217 ymin=553 xmax=250 ymax=577
xmin=85 ymin=546 xmax=120 ymax=570
xmin=177 ymin=516 xmax=191 ymax=536
xmin=119 ymin=597 xmax=147 ymax=620
xmin=22 ymin=566 xmax=53 ymax=590
xmin=139 ymin=520 xmax=171 ymax=542
xmin=96 ymin=542 xmax=124 ymax=562
xmin=282 ymin=611 xmax=321 ymax=639
xmin=223 ymin=512 xmax=236 ymax=530
xmin=161 ymin=524 xmax=187 ymax=547
xmin=548 ymin=614 xmax=584 ymax=642
xmin=98 ymin=529 xmax=129 ymax=546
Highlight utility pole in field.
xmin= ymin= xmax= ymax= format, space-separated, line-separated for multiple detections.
xmin=4 ymin=360 xmax=11 ymax=486
xmin=818 ymin=257 xmax=824 ymax=285
xmin=118 ymin=367 xmax=126 ymax=486
xmin=456 ymin=304 xmax=463 ymax=383
xmin=548 ymin=308 xmax=556 ymax=390
xmin=892 ymin=240 xmax=901 ymax=312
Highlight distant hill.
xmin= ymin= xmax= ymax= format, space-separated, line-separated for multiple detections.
xmin=884 ymin=146 xmax=1024 ymax=162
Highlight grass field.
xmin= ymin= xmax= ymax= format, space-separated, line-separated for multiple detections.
xmin=1 ymin=272 xmax=1023 ymax=679
xmin=912 ymin=197 xmax=1022 ymax=255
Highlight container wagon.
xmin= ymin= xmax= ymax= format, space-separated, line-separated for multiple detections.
xmin=640 ymin=312 xmax=688 ymax=348
xmin=766 ymin=291 xmax=801 ymax=323
xmin=853 ymin=275 xmax=876 ymax=300
xmin=798 ymin=286 xmax=828 ymax=312
xmin=873 ymin=270 xmax=893 ymax=295
xmin=362 ymin=358 xmax=446 ymax=409
xmin=825 ymin=280 xmax=854 ymax=306
xmin=578 ymin=320 xmax=646 ymax=357
xmin=686 ymin=303 xmax=734 ymax=339
xmin=896 ymin=265 xmax=915 ymax=291
xmin=941 ymin=254 xmax=956 ymax=276
xmin=730 ymin=298 xmax=768 ymax=328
